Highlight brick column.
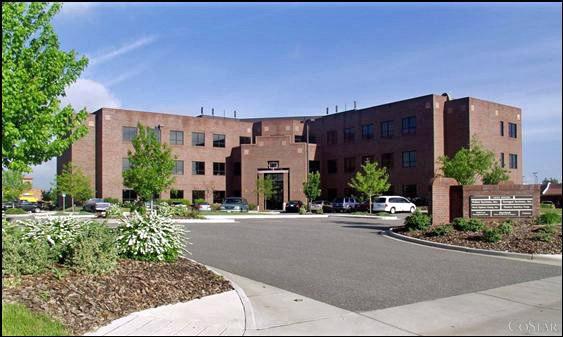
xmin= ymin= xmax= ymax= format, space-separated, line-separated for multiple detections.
xmin=430 ymin=177 xmax=459 ymax=226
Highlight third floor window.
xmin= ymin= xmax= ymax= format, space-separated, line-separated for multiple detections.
xmin=381 ymin=121 xmax=393 ymax=138
xmin=192 ymin=132 xmax=205 ymax=146
xmin=213 ymin=134 xmax=226 ymax=148
xmin=401 ymin=116 xmax=416 ymax=135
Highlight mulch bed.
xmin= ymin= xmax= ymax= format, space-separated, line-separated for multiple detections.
xmin=397 ymin=221 xmax=562 ymax=255
xmin=2 ymin=259 xmax=233 ymax=335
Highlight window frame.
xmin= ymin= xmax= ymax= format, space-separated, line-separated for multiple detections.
xmin=402 ymin=151 xmax=416 ymax=168
xmin=192 ymin=161 xmax=205 ymax=175
xmin=192 ymin=132 xmax=205 ymax=147
xmin=213 ymin=133 xmax=226 ymax=148
xmin=213 ymin=162 xmax=226 ymax=176
xmin=173 ymin=160 xmax=184 ymax=175
xmin=361 ymin=123 xmax=374 ymax=140
xmin=401 ymin=116 xmax=416 ymax=135
xmin=170 ymin=130 xmax=184 ymax=145
xmin=381 ymin=121 xmax=394 ymax=138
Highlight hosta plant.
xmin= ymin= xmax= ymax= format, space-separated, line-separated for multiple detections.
xmin=115 ymin=210 xmax=190 ymax=262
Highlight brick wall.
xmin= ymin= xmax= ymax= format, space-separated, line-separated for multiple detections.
xmin=429 ymin=177 xmax=459 ymax=225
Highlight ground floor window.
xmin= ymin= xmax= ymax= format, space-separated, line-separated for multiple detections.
xmin=170 ymin=189 xmax=184 ymax=199
xmin=327 ymin=188 xmax=337 ymax=201
xmin=309 ymin=160 xmax=320 ymax=173
xmin=213 ymin=191 xmax=226 ymax=204
xmin=122 ymin=189 xmax=137 ymax=202
xmin=344 ymin=157 xmax=356 ymax=173
xmin=192 ymin=190 xmax=206 ymax=202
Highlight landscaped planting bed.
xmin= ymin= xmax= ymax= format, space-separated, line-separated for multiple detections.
xmin=397 ymin=218 xmax=562 ymax=255
xmin=2 ymin=259 xmax=232 ymax=335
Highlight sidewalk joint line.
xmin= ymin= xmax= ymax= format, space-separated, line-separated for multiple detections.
xmin=356 ymin=312 xmax=422 ymax=336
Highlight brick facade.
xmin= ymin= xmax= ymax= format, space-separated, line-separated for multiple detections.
xmin=57 ymin=93 xmax=523 ymax=209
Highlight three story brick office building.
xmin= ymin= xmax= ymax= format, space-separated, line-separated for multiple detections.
xmin=57 ymin=93 xmax=523 ymax=209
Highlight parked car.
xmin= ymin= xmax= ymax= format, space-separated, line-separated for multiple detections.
xmin=16 ymin=200 xmax=41 ymax=213
xmin=310 ymin=200 xmax=330 ymax=213
xmin=332 ymin=197 xmax=360 ymax=213
xmin=220 ymin=197 xmax=249 ymax=212
xmin=357 ymin=200 xmax=372 ymax=212
xmin=194 ymin=201 xmax=211 ymax=211
xmin=83 ymin=198 xmax=112 ymax=213
xmin=372 ymin=196 xmax=416 ymax=214
xmin=285 ymin=200 xmax=304 ymax=213
xmin=2 ymin=201 xmax=15 ymax=210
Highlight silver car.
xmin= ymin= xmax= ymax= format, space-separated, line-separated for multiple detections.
xmin=83 ymin=198 xmax=111 ymax=213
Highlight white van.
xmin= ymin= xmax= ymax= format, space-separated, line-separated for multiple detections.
xmin=372 ymin=196 xmax=416 ymax=214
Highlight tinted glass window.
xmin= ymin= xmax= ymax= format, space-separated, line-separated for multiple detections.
xmin=375 ymin=198 xmax=387 ymax=203
xmin=192 ymin=132 xmax=205 ymax=146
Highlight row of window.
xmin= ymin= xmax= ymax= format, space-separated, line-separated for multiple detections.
xmin=499 ymin=121 xmax=518 ymax=138
xmin=324 ymin=184 xmax=417 ymax=200
xmin=122 ymin=189 xmax=227 ymax=204
xmin=326 ymin=117 xmax=417 ymax=145
xmin=325 ymin=151 xmax=416 ymax=174
xmin=500 ymin=153 xmax=518 ymax=169
xmin=123 ymin=127 xmax=252 ymax=147
xmin=123 ymin=159 xmax=226 ymax=176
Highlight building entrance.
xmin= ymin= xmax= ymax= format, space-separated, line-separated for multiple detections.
xmin=264 ymin=173 xmax=284 ymax=210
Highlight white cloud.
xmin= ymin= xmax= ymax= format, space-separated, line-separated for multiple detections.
xmin=89 ymin=36 xmax=158 ymax=66
xmin=61 ymin=78 xmax=121 ymax=112
xmin=31 ymin=79 xmax=120 ymax=189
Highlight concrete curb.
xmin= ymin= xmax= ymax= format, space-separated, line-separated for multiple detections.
xmin=329 ymin=214 xmax=399 ymax=220
xmin=204 ymin=214 xmax=329 ymax=220
xmin=385 ymin=229 xmax=562 ymax=264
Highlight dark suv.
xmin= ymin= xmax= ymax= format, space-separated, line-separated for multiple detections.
xmin=219 ymin=197 xmax=249 ymax=212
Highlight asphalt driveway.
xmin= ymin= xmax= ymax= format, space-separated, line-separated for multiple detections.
xmin=187 ymin=216 xmax=562 ymax=312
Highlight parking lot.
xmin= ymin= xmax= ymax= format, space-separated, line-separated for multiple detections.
xmin=187 ymin=216 xmax=562 ymax=312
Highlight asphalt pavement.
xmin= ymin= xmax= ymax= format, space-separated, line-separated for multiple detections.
xmin=186 ymin=216 xmax=561 ymax=312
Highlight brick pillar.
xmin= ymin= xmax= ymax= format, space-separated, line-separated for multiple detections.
xmin=430 ymin=177 xmax=459 ymax=226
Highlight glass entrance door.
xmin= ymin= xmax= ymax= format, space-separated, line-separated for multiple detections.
xmin=264 ymin=173 xmax=284 ymax=210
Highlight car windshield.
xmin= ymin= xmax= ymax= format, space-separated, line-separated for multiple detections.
xmin=288 ymin=200 xmax=300 ymax=204
xmin=224 ymin=198 xmax=242 ymax=204
xmin=375 ymin=197 xmax=387 ymax=203
xmin=95 ymin=199 xmax=105 ymax=202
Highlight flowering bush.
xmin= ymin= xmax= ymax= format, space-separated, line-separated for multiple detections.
xmin=115 ymin=210 xmax=189 ymax=262
xmin=106 ymin=204 xmax=123 ymax=218
xmin=156 ymin=202 xmax=202 ymax=218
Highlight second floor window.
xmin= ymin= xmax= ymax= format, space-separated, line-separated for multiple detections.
xmin=344 ymin=157 xmax=356 ymax=173
xmin=500 ymin=153 xmax=505 ymax=168
xmin=401 ymin=116 xmax=416 ymax=135
xmin=173 ymin=160 xmax=184 ymax=175
xmin=240 ymin=136 xmax=251 ymax=145
xmin=192 ymin=132 xmax=205 ymax=146
xmin=327 ymin=159 xmax=338 ymax=174
xmin=122 ymin=158 xmax=130 ymax=172
xmin=509 ymin=154 xmax=518 ymax=169
xmin=122 ymin=126 xmax=137 ymax=141
xmin=362 ymin=124 xmax=374 ymax=140
xmin=192 ymin=161 xmax=205 ymax=175
xmin=509 ymin=123 xmax=517 ymax=138
xmin=213 ymin=162 xmax=226 ymax=176
xmin=402 ymin=151 xmax=416 ymax=168
xmin=344 ymin=128 xmax=355 ymax=143
xmin=170 ymin=130 xmax=184 ymax=145
xmin=327 ymin=130 xmax=338 ymax=145
xmin=213 ymin=134 xmax=226 ymax=147
xmin=381 ymin=153 xmax=393 ymax=169
xmin=381 ymin=121 xmax=393 ymax=138
xmin=500 ymin=121 xmax=504 ymax=136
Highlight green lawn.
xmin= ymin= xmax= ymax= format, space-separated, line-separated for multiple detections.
xmin=2 ymin=303 xmax=68 ymax=336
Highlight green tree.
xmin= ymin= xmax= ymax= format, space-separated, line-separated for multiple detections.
xmin=542 ymin=177 xmax=560 ymax=185
xmin=123 ymin=124 xmax=176 ymax=205
xmin=438 ymin=137 xmax=504 ymax=185
xmin=348 ymin=161 xmax=391 ymax=214
xmin=256 ymin=176 xmax=275 ymax=211
xmin=2 ymin=2 xmax=89 ymax=172
xmin=303 ymin=172 xmax=322 ymax=211
xmin=2 ymin=170 xmax=31 ymax=204
xmin=482 ymin=164 xmax=510 ymax=185
xmin=54 ymin=163 xmax=93 ymax=211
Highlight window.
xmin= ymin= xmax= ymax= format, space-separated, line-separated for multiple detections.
xmin=192 ymin=190 xmax=205 ymax=202
xmin=361 ymin=124 xmax=374 ymax=140
xmin=401 ymin=116 xmax=416 ymax=135
xmin=381 ymin=153 xmax=393 ymax=169
xmin=170 ymin=130 xmax=184 ymax=145
xmin=268 ymin=161 xmax=279 ymax=169
xmin=327 ymin=130 xmax=338 ymax=145
xmin=509 ymin=154 xmax=518 ymax=169
xmin=309 ymin=134 xmax=318 ymax=144
xmin=122 ymin=189 xmax=137 ymax=202
xmin=234 ymin=162 xmax=241 ymax=176
xmin=500 ymin=121 xmax=504 ymax=137
xmin=122 ymin=158 xmax=130 ymax=172
xmin=294 ymin=135 xmax=304 ymax=143
xmin=192 ymin=161 xmax=205 ymax=175
xmin=213 ymin=134 xmax=226 ymax=147
xmin=362 ymin=155 xmax=375 ymax=164
xmin=192 ymin=132 xmax=205 ymax=146
xmin=381 ymin=121 xmax=393 ymax=138
xmin=327 ymin=188 xmax=337 ymax=201
xmin=327 ymin=159 xmax=338 ymax=174
xmin=173 ymin=160 xmax=184 ymax=175
xmin=213 ymin=191 xmax=226 ymax=204
xmin=402 ymin=184 xmax=417 ymax=198
xmin=500 ymin=153 xmax=505 ymax=168
xmin=170 ymin=190 xmax=184 ymax=199
xmin=344 ymin=127 xmax=355 ymax=143
xmin=122 ymin=127 xmax=137 ymax=141
xmin=509 ymin=123 xmax=517 ymax=138
xmin=402 ymin=151 xmax=416 ymax=168
xmin=149 ymin=127 xmax=161 ymax=143
xmin=344 ymin=157 xmax=356 ymax=173
xmin=309 ymin=160 xmax=320 ymax=173
xmin=240 ymin=136 xmax=251 ymax=145
xmin=213 ymin=162 xmax=226 ymax=176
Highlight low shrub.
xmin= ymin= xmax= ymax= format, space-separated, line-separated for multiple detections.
xmin=193 ymin=198 xmax=206 ymax=206
xmin=212 ymin=203 xmax=221 ymax=211
xmin=482 ymin=227 xmax=503 ymax=243
xmin=538 ymin=211 xmax=561 ymax=225
xmin=115 ymin=210 xmax=188 ymax=262
xmin=5 ymin=208 xmax=27 ymax=215
xmin=299 ymin=206 xmax=307 ymax=215
xmin=497 ymin=221 xmax=513 ymax=235
xmin=534 ymin=224 xmax=557 ymax=242
xmin=248 ymin=203 xmax=257 ymax=211
xmin=404 ymin=210 xmax=432 ymax=231
xmin=453 ymin=218 xmax=485 ymax=232
xmin=2 ymin=222 xmax=53 ymax=276
xmin=105 ymin=204 xmax=123 ymax=218
xmin=103 ymin=197 xmax=120 ymax=205
xmin=160 ymin=199 xmax=191 ymax=206
xmin=427 ymin=224 xmax=453 ymax=237
xmin=540 ymin=202 xmax=555 ymax=209
xmin=66 ymin=223 xmax=118 ymax=274
xmin=156 ymin=202 xmax=202 ymax=218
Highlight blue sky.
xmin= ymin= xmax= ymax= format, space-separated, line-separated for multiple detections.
xmin=32 ymin=2 xmax=562 ymax=189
